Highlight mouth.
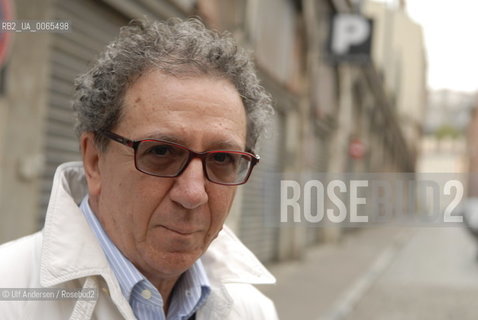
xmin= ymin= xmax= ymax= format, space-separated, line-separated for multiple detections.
xmin=159 ymin=225 xmax=198 ymax=236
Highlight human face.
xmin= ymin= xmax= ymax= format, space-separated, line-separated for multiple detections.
xmin=83 ymin=70 xmax=247 ymax=283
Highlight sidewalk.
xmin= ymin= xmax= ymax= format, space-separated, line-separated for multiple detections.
xmin=259 ymin=226 xmax=478 ymax=320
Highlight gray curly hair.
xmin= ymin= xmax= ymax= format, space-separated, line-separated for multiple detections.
xmin=72 ymin=17 xmax=273 ymax=152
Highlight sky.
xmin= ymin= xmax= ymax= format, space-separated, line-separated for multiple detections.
xmin=375 ymin=0 xmax=478 ymax=92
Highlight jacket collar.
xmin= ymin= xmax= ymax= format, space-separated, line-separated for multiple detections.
xmin=203 ymin=226 xmax=276 ymax=285
xmin=40 ymin=162 xmax=276 ymax=288
xmin=40 ymin=162 xmax=112 ymax=287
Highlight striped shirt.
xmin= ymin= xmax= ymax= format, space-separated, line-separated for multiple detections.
xmin=80 ymin=196 xmax=211 ymax=320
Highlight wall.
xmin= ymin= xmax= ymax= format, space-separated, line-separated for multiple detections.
xmin=364 ymin=0 xmax=428 ymax=163
xmin=0 ymin=0 xmax=53 ymax=243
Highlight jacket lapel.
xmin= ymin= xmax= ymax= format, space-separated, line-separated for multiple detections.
xmin=196 ymin=282 xmax=234 ymax=320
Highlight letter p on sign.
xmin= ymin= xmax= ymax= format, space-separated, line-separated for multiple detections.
xmin=329 ymin=14 xmax=373 ymax=62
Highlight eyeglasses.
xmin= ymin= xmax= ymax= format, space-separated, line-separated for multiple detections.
xmin=100 ymin=131 xmax=259 ymax=186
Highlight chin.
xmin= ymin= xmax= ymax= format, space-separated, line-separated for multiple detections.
xmin=144 ymin=248 xmax=203 ymax=277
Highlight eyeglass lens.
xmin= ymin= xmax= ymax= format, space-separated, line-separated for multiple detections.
xmin=135 ymin=140 xmax=253 ymax=184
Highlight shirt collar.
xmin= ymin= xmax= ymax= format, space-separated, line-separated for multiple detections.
xmin=80 ymin=195 xmax=210 ymax=318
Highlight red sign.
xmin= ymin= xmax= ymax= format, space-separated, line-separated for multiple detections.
xmin=0 ymin=0 xmax=14 ymax=68
xmin=349 ymin=138 xmax=366 ymax=159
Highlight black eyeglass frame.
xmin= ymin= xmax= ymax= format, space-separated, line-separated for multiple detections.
xmin=100 ymin=131 xmax=260 ymax=186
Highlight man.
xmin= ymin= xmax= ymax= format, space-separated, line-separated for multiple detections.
xmin=0 ymin=18 xmax=278 ymax=319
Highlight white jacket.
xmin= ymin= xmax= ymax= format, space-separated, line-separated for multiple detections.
xmin=0 ymin=162 xmax=278 ymax=320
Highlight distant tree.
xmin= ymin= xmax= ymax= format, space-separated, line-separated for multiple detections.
xmin=435 ymin=124 xmax=461 ymax=140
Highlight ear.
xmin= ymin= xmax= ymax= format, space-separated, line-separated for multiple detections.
xmin=80 ymin=132 xmax=102 ymax=197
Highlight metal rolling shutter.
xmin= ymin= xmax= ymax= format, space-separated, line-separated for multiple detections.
xmin=39 ymin=0 xmax=128 ymax=222
xmin=305 ymin=133 xmax=329 ymax=245
xmin=239 ymin=113 xmax=283 ymax=263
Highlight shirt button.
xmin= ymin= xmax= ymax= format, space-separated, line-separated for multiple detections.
xmin=141 ymin=289 xmax=152 ymax=300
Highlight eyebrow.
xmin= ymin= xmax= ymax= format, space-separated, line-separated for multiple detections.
xmin=142 ymin=133 xmax=182 ymax=144
xmin=206 ymin=140 xmax=244 ymax=151
xmin=138 ymin=132 xmax=245 ymax=152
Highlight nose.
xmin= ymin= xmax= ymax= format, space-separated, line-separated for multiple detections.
xmin=169 ymin=158 xmax=208 ymax=209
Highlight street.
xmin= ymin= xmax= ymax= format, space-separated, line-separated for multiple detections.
xmin=260 ymin=225 xmax=478 ymax=319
